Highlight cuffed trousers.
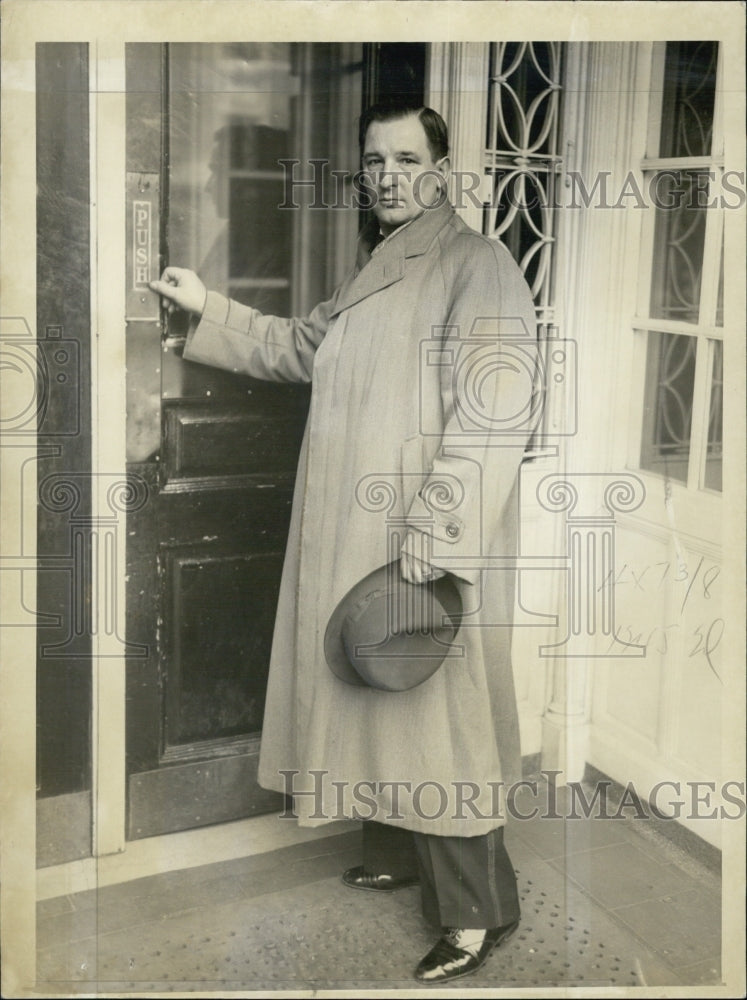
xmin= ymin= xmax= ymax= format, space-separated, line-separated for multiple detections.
xmin=361 ymin=820 xmax=520 ymax=930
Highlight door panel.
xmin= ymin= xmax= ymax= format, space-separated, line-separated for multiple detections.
xmin=161 ymin=400 xmax=307 ymax=488
xmin=125 ymin=43 xmax=364 ymax=839
xmin=162 ymin=550 xmax=282 ymax=750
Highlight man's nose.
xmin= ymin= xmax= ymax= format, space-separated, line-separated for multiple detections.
xmin=378 ymin=169 xmax=397 ymax=191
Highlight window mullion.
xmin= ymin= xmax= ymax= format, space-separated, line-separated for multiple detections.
xmin=640 ymin=155 xmax=722 ymax=171
xmin=629 ymin=328 xmax=654 ymax=471
xmin=686 ymin=336 xmax=711 ymax=491
xmin=635 ymin=172 xmax=658 ymax=318
xmin=698 ymin=171 xmax=724 ymax=326
xmin=631 ymin=317 xmax=723 ymax=340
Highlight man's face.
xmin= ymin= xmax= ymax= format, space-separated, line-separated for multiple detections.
xmin=361 ymin=114 xmax=449 ymax=235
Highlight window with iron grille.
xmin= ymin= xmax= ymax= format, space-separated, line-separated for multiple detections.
xmin=484 ymin=42 xmax=564 ymax=324
xmin=636 ymin=41 xmax=723 ymax=493
xmin=483 ymin=42 xmax=565 ymax=447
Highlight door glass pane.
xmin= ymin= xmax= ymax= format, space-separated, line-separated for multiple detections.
xmin=658 ymin=41 xmax=718 ymax=159
xmin=640 ymin=331 xmax=697 ymax=483
xmin=649 ymin=171 xmax=707 ymax=324
xmin=704 ymin=339 xmax=723 ymax=491
xmin=168 ymin=43 xmax=299 ymax=317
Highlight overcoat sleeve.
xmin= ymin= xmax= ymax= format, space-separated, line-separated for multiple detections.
xmin=404 ymin=236 xmax=539 ymax=586
xmin=182 ymin=286 xmax=341 ymax=383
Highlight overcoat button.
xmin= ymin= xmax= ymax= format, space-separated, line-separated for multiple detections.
xmin=445 ymin=523 xmax=460 ymax=538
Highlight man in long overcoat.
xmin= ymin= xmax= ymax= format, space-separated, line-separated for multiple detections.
xmin=152 ymin=104 xmax=538 ymax=983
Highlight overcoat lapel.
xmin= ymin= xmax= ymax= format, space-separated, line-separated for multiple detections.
xmin=331 ymin=202 xmax=455 ymax=316
xmin=332 ymin=250 xmax=405 ymax=316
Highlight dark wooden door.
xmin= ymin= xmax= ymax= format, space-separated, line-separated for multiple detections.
xmin=124 ymin=43 xmax=362 ymax=839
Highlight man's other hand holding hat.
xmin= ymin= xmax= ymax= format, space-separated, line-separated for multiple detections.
xmin=401 ymin=529 xmax=446 ymax=584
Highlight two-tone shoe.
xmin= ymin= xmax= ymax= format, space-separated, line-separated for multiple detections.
xmin=341 ymin=865 xmax=420 ymax=892
xmin=414 ymin=921 xmax=519 ymax=983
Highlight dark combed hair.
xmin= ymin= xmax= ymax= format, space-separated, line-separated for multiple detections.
xmin=358 ymin=104 xmax=449 ymax=162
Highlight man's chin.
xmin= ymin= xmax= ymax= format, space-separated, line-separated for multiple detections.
xmin=375 ymin=207 xmax=407 ymax=227
xmin=374 ymin=206 xmax=422 ymax=234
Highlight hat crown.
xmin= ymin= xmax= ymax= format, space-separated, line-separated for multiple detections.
xmin=325 ymin=563 xmax=462 ymax=692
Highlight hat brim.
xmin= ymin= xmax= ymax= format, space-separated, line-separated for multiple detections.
xmin=324 ymin=562 xmax=462 ymax=691
xmin=324 ymin=578 xmax=370 ymax=687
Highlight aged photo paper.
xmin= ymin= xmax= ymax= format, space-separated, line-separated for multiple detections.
xmin=1 ymin=1 xmax=745 ymax=997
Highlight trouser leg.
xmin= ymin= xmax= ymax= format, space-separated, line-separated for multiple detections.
xmin=361 ymin=820 xmax=420 ymax=879
xmin=409 ymin=830 xmax=442 ymax=927
xmin=360 ymin=820 xmax=441 ymax=924
xmin=412 ymin=826 xmax=520 ymax=930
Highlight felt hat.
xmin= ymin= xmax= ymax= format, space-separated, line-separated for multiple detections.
xmin=324 ymin=561 xmax=463 ymax=692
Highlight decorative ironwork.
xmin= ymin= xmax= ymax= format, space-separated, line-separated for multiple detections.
xmin=659 ymin=40 xmax=718 ymax=160
xmin=484 ymin=42 xmax=563 ymax=312
xmin=650 ymin=173 xmax=706 ymax=324
xmin=641 ymin=332 xmax=696 ymax=482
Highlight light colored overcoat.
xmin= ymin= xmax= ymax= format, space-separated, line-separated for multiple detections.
xmin=184 ymin=201 xmax=538 ymax=836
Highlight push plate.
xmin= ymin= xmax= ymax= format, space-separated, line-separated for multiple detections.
xmin=125 ymin=172 xmax=161 ymax=322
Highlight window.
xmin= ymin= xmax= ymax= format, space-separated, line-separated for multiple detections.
xmin=636 ymin=41 xmax=723 ymax=493
xmin=484 ymin=42 xmax=564 ymax=324
xmin=483 ymin=43 xmax=565 ymax=449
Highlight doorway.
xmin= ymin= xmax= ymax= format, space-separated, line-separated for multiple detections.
xmin=123 ymin=42 xmax=365 ymax=839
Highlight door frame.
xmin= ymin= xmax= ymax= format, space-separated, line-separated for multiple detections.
xmin=0 ymin=22 xmax=38 ymax=993
xmin=28 ymin=35 xmax=371 ymax=883
xmin=36 ymin=34 xmax=362 ymax=888
xmin=89 ymin=35 xmax=129 ymax=860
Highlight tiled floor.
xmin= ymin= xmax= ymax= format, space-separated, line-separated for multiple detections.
xmin=37 ymin=779 xmax=721 ymax=992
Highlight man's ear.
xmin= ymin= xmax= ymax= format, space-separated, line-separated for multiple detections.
xmin=435 ymin=156 xmax=451 ymax=181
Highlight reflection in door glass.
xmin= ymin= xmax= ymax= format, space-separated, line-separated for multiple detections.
xmin=168 ymin=43 xmax=299 ymax=317
xmin=640 ymin=330 xmax=696 ymax=484
xmin=648 ymin=171 xmax=706 ymax=325
xmin=657 ymin=40 xmax=718 ymax=159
